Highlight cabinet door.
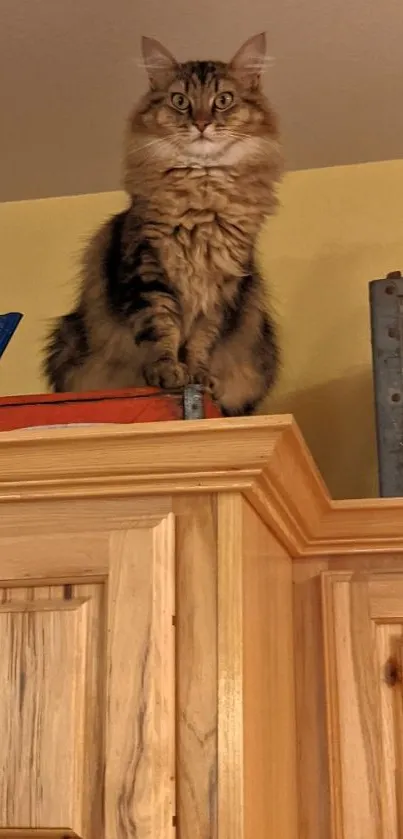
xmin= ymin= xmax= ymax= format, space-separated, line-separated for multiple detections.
xmin=0 ymin=498 xmax=175 ymax=839
xmin=322 ymin=571 xmax=403 ymax=839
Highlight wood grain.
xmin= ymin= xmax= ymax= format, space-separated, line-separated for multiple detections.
xmin=396 ymin=640 xmax=403 ymax=837
xmin=322 ymin=573 xmax=376 ymax=839
xmin=217 ymin=496 xmax=298 ymax=839
xmin=0 ymin=416 xmax=288 ymax=501
xmin=377 ymin=626 xmax=401 ymax=838
xmin=174 ymin=495 xmax=218 ymax=839
xmin=0 ymin=496 xmax=171 ymax=539
xmin=293 ymin=565 xmax=330 ymax=839
xmin=369 ymin=578 xmax=403 ymax=620
xmin=0 ymin=533 xmax=109 ymax=582
xmin=293 ymin=555 xmax=403 ymax=839
xmin=0 ymin=509 xmax=176 ymax=838
xmin=105 ymin=519 xmax=175 ymax=839
xmin=0 ymin=582 xmax=104 ymax=836
xmin=0 ymin=831 xmax=76 ymax=837
xmin=241 ymin=501 xmax=298 ymax=839
xmin=7 ymin=416 xmax=403 ymax=839
xmin=322 ymin=570 xmax=403 ymax=839
xmin=5 ymin=415 xmax=403 ymax=555
xmin=217 ymin=494 xmax=244 ymax=839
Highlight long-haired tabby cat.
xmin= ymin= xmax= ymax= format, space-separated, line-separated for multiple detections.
xmin=44 ymin=32 xmax=283 ymax=415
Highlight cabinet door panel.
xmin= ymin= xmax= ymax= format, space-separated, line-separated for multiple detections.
xmin=0 ymin=583 xmax=103 ymax=835
xmin=322 ymin=572 xmax=403 ymax=839
xmin=0 ymin=507 xmax=175 ymax=839
xmin=105 ymin=526 xmax=175 ymax=839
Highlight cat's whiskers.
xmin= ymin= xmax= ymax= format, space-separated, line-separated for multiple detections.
xmin=218 ymin=131 xmax=268 ymax=154
xmin=134 ymin=133 xmax=182 ymax=154
xmin=221 ymin=131 xmax=252 ymax=141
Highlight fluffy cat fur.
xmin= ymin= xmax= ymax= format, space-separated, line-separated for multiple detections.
xmin=44 ymin=32 xmax=283 ymax=415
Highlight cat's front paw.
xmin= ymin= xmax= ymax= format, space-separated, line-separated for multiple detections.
xmin=191 ymin=370 xmax=222 ymax=402
xmin=144 ymin=358 xmax=189 ymax=390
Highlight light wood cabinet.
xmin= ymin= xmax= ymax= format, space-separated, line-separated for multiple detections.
xmin=2 ymin=415 xmax=403 ymax=838
xmin=322 ymin=571 xmax=403 ymax=839
xmin=0 ymin=512 xmax=176 ymax=838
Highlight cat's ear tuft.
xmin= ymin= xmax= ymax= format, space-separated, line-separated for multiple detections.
xmin=141 ymin=36 xmax=179 ymax=89
xmin=228 ymin=32 xmax=267 ymax=88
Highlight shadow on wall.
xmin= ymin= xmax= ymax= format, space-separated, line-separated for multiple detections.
xmin=254 ymin=160 xmax=403 ymax=502
xmin=264 ymin=368 xmax=378 ymax=501
xmin=257 ymin=231 xmax=400 ymax=500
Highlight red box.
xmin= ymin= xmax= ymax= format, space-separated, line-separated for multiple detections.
xmin=0 ymin=387 xmax=221 ymax=432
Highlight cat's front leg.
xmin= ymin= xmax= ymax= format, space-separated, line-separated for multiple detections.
xmin=185 ymin=316 xmax=222 ymax=396
xmin=135 ymin=296 xmax=188 ymax=389
xmin=113 ymin=241 xmax=188 ymax=389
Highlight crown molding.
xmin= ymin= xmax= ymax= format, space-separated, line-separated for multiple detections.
xmin=1 ymin=415 xmax=402 ymax=556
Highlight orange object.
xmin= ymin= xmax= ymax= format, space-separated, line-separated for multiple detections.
xmin=0 ymin=387 xmax=221 ymax=431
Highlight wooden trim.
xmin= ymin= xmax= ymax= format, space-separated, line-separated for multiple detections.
xmin=174 ymin=495 xmax=218 ymax=839
xmin=293 ymin=562 xmax=331 ymax=839
xmin=241 ymin=501 xmax=298 ymax=839
xmin=217 ymin=494 xmax=244 ymax=839
xmin=2 ymin=415 xmax=403 ymax=556
xmin=321 ymin=572 xmax=347 ymax=839
xmin=321 ymin=570 xmax=395 ymax=838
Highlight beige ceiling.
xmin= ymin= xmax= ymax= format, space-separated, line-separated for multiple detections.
xmin=1 ymin=0 xmax=403 ymax=202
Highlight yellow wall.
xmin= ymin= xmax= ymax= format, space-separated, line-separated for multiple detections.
xmin=1 ymin=159 xmax=403 ymax=498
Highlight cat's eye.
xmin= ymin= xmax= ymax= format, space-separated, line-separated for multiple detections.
xmin=171 ymin=93 xmax=190 ymax=112
xmin=214 ymin=92 xmax=234 ymax=111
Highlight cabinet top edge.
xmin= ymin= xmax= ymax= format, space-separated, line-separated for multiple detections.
xmin=0 ymin=413 xmax=301 ymax=501
xmin=2 ymin=415 xmax=403 ymax=557
xmin=0 ymin=413 xmax=293 ymax=445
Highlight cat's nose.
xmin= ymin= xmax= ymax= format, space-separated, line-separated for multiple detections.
xmin=195 ymin=118 xmax=210 ymax=134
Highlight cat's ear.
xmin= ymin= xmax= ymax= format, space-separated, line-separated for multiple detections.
xmin=141 ymin=36 xmax=179 ymax=89
xmin=228 ymin=32 xmax=267 ymax=88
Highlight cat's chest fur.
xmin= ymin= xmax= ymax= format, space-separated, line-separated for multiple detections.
xmin=159 ymin=208 xmax=244 ymax=322
xmin=141 ymin=169 xmax=268 ymax=326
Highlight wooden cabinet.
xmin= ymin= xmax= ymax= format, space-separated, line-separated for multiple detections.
xmin=322 ymin=571 xmax=403 ymax=839
xmin=2 ymin=415 xmax=403 ymax=838
xmin=0 ymin=511 xmax=176 ymax=837
xmin=0 ymin=417 xmax=297 ymax=839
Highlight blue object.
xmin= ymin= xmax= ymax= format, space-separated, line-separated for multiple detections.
xmin=0 ymin=312 xmax=23 ymax=358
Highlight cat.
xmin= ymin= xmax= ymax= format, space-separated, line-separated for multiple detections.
xmin=44 ymin=32 xmax=283 ymax=416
